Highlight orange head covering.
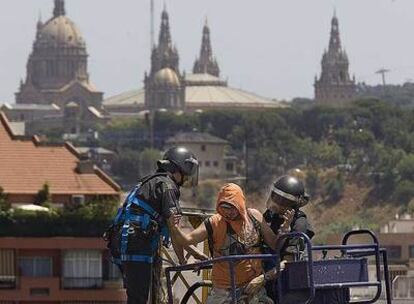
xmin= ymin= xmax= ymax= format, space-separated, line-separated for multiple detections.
xmin=209 ymin=183 xmax=263 ymax=288
xmin=216 ymin=183 xmax=248 ymax=234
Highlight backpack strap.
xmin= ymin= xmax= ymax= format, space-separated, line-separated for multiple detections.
xmin=247 ymin=209 xmax=264 ymax=246
xmin=204 ymin=218 xmax=215 ymax=257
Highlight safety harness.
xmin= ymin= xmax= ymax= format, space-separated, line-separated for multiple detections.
xmin=105 ymin=174 xmax=171 ymax=266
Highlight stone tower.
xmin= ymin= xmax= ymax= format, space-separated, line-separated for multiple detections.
xmin=16 ymin=0 xmax=103 ymax=110
xmin=193 ymin=19 xmax=220 ymax=77
xmin=145 ymin=7 xmax=185 ymax=110
xmin=314 ymin=13 xmax=356 ymax=104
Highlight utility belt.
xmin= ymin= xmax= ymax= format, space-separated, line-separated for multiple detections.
xmin=104 ymin=186 xmax=170 ymax=265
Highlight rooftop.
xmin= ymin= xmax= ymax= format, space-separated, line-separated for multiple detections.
xmin=0 ymin=112 xmax=120 ymax=195
xmin=2 ymin=103 xmax=60 ymax=111
xmin=166 ymin=132 xmax=228 ymax=145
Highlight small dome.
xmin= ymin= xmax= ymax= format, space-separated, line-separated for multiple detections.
xmin=36 ymin=16 xmax=85 ymax=49
xmin=153 ymin=68 xmax=180 ymax=87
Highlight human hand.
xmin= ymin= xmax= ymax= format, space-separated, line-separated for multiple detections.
xmin=172 ymin=212 xmax=182 ymax=226
xmin=280 ymin=209 xmax=295 ymax=232
xmin=244 ymin=274 xmax=265 ymax=295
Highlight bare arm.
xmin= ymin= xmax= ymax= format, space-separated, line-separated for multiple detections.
xmin=167 ymin=217 xmax=209 ymax=247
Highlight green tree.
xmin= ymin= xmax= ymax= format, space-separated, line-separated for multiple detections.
xmin=139 ymin=148 xmax=161 ymax=177
xmin=394 ymin=180 xmax=414 ymax=204
xmin=397 ymin=154 xmax=414 ymax=181
xmin=0 ymin=186 xmax=10 ymax=212
xmin=324 ymin=173 xmax=345 ymax=202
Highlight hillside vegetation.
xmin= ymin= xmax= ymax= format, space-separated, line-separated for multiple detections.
xmin=94 ymin=98 xmax=414 ymax=237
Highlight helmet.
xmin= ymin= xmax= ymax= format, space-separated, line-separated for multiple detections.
xmin=271 ymin=175 xmax=309 ymax=208
xmin=157 ymin=146 xmax=199 ymax=186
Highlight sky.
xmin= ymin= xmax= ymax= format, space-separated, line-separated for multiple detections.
xmin=1 ymin=0 xmax=414 ymax=104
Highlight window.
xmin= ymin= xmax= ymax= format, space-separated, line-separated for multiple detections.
xmin=226 ymin=163 xmax=234 ymax=172
xmin=72 ymin=195 xmax=85 ymax=205
xmin=213 ymin=161 xmax=219 ymax=167
xmin=0 ymin=249 xmax=16 ymax=289
xmin=409 ymin=245 xmax=414 ymax=258
xmin=19 ymin=257 xmax=52 ymax=277
xmin=201 ymin=145 xmax=206 ymax=152
xmin=198 ymin=161 xmax=202 ymax=167
xmin=385 ymin=246 xmax=402 ymax=260
xmin=63 ymin=250 xmax=102 ymax=289
xmin=205 ymin=161 xmax=211 ymax=167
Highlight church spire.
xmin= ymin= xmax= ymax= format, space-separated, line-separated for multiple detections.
xmin=149 ymin=7 xmax=180 ymax=74
xmin=53 ymin=0 xmax=65 ymax=18
xmin=314 ymin=12 xmax=356 ymax=104
xmin=158 ymin=6 xmax=172 ymax=51
xmin=193 ymin=18 xmax=220 ymax=77
xmin=329 ymin=12 xmax=341 ymax=51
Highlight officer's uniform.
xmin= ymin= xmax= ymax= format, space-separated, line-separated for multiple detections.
xmin=263 ymin=209 xmax=315 ymax=302
xmin=112 ymin=170 xmax=180 ymax=304
xmin=264 ymin=211 xmax=349 ymax=304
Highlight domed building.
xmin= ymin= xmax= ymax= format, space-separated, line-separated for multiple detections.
xmin=13 ymin=0 xmax=105 ymax=135
xmin=104 ymin=9 xmax=284 ymax=115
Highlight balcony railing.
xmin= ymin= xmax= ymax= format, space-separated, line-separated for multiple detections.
xmin=62 ymin=277 xmax=103 ymax=289
xmin=0 ymin=276 xmax=16 ymax=289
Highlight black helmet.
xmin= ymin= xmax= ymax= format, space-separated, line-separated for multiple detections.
xmin=158 ymin=146 xmax=199 ymax=186
xmin=271 ymin=175 xmax=309 ymax=208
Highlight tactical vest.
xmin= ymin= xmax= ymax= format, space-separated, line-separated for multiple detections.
xmin=104 ymin=174 xmax=170 ymax=265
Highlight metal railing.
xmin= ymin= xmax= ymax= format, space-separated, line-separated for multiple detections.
xmin=392 ymin=275 xmax=414 ymax=299
xmin=0 ymin=276 xmax=16 ymax=289
xmin=165 ymin=230 xmax=392 ymax=304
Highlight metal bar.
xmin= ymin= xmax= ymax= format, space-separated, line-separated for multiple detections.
xmin=312 ymin=244 xmax=379 ymax=251
xmin=381 ymin=248 xmax=392 ymax=304
xmin=274 ymin=232 xmax=315 ymax=304
xmin=342 ymin=230 xmax=379 ymax=246
xmin=166 ymin=268 xmax=173 ymax=304
xmin=181 ymin=281 xmax=213 ymax=304
xmin=314 ymin=282 xmax=381 ymax=289
xmin=165 ymin=254 xmax=279 ymax=304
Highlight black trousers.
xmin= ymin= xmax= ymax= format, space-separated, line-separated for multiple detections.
xmin=123 ymin=261 xmax=152 ymax=304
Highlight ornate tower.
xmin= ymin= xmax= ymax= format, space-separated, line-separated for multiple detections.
xmin=314 ymin=13 xmax=356 ymax=104
xmin=193 ymin=19 xmax=220 ymax=77
xmin=145 ymin=7 xmax=185 ymax=110
xmin=16 ymin=0 xmax=102 ymax=110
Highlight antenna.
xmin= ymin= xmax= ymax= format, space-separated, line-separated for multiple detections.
xmin=150 ymin=0 xmax=155 ymax=49
xmin=376 ymin=68 xmax=390 ymax=86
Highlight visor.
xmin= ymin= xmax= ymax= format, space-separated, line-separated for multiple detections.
xmin=181 ymin=158 xmax=199 ymax=188
xmin=271 ymin=186 xmax=309 ymax=208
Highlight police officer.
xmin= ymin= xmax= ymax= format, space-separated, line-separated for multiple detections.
xmin=263 ymin=176 xmax=350 ymax=304
xmin=263 ymin=175 xmax=314 ymax=302
xmin=109 ymin=146 xmax=203 ymax=303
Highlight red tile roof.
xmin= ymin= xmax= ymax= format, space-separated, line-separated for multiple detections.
xmin=0 ymin=112 xmax=120 ymax=195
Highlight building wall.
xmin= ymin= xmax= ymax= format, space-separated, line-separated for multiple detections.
xmin=0 ymin=238 xmax=125 ymax=303
xmin=167 ymin=142 xmax=227 ymax=178
xmin=1 ymin=108 xmax=60 ymax=123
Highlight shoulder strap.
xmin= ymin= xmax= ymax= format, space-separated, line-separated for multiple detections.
xmin=204 ymin=218 xmax=215 ymax=257
xmin=247 ymin=209 xmax=264 ymax=243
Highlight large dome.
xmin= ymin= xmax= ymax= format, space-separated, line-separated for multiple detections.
xmin=35 ymin=15 xmax=85 ymax=49
xmin=153 ymin=68 xmax=180 ymax=87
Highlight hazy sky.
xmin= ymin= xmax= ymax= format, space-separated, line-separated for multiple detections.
xmin=1 ymin=0 xmax=413 ymax=103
